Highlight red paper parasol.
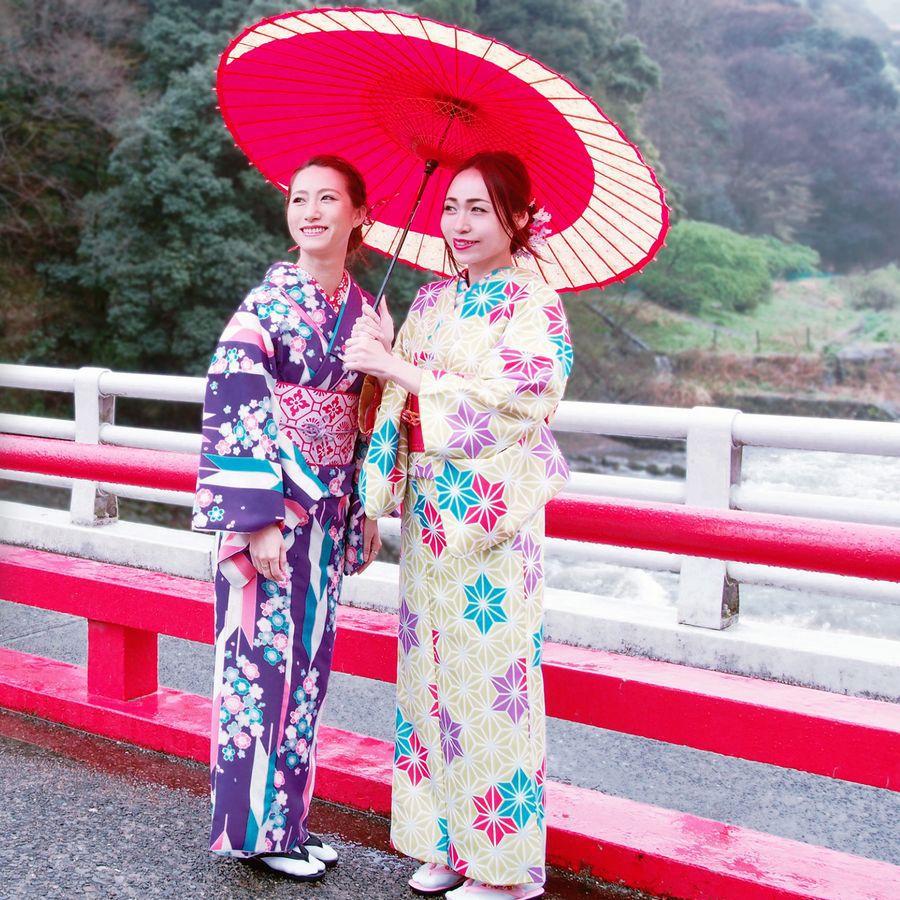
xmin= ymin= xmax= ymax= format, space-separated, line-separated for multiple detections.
xmin=217 ymin=7 xmax=668 ymax=293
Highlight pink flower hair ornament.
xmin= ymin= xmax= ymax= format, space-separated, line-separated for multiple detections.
xmin=515 ymin=202 xmax=552 ymax=261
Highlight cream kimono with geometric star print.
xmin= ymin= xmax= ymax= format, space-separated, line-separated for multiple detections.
xmin=361 ymin=267 xmax=571 ymax=887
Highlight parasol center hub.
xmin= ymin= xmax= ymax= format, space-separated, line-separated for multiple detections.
xmin=433 ymin=94 xmax=478 ymax=126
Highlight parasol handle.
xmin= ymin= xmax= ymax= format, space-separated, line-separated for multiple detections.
xmin=327 ymin=158 xmax=438 ymax=361
xmin=373 ymin=158 xmax=439 ymax=310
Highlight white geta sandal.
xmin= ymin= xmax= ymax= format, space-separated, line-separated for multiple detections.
xmin=408 ymin=861 xmax=467 ymax=894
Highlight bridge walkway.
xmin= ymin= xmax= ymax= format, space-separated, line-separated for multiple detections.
xmin=0 ymin=711 xmax=632 ymax=900
xmin=2 ymin=598 xmax=899 ymax=900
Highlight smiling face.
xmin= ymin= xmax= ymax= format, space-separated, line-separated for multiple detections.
xmin=441 ymin=168 xmax=521 ymax=283
xmin=287 ymin=165 xmax=366 ymax=264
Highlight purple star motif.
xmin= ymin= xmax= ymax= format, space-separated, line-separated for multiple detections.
xmin=398 ymin=596 xmax=420 ymax=655
xmin=439 ymin=706 xmax=464 ymax=765
xmin=532 ymin=425 xmax=569 ymax=480
xmin=411 ymin=279 xmax=449 ymax=314
xmin=491 ymin=658 xmax=529 ymax=723
xmin=445 ymin=400 xmax=495 ymax=458
xmin=514 ymin=532 xmax=543 ymax=596
xmin=414 ymin=460 xmax=435 ymax=480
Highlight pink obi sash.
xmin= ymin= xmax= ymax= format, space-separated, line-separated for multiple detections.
xmin=274 ymin=381 xmax=359 ymax=466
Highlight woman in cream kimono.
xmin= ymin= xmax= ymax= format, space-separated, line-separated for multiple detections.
xmin=343 ymin=151 xmax=571 ymax=900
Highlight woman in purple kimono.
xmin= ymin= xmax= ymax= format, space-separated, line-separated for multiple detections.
xmin=192 ymin=155 xmax=387 ymax=880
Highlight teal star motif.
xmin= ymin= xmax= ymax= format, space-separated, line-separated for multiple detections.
xmin=394 ymin=708 xmax=413 ymax=761
xmin=435 ymin=461 xmax=479 ymax=520
xmin=459 ymin=277 xmax=508 ymax=319
xmin=549 ymin=333 xmax=573 ymax=378
xmin=436 ymin=817 xmax=450 ymax=854
xmin=463 ymin=573 xmax=508 ymax=634
xmin=497 ymin=768 xmax=536 ymax=829
xmin=358 ymin=466 xmax=368 ymax=503
xmin=369 ymin=419 xmax=398 ymax=477
xmin=412 ymin=484 xmax=430 ymax=527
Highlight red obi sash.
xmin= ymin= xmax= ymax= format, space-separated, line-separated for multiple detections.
xmin=401 ymin=393 xmax=425 ymax=453
xmin=274 ymin=381 xmax=359 ymax=465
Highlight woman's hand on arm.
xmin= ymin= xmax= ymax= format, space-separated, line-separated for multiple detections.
xmin=384 ymin=354 xmax=423 ymax=394
xmin=344 ymin=323 xmax=422 ymax=394
xmin=249 ymin=522 xmax=287 ymax=583
xmin=378 ymin=300 xmax=394 ymax=349
xmin=352 ymin=303 xmax=393 ymax=351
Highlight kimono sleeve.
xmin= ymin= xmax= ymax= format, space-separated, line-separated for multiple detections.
xmin=360 ymin=315 xmax=414 ymax=520
xmin=417 ymin=284 xmax=571 ymax=459
xmin=343 ymin=431 xmax=370 ymax=575
xmin=192 ymin=295 xmax=285 ymax=534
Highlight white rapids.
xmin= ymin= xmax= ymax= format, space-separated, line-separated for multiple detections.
xmin=547 ymin=447 xmax=900 ymax=641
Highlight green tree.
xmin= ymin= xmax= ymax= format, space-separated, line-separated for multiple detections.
xmin=67 ymin=0 xmax=289 ymax=374
xmin=414 ymin=0 xmax=479 ymax=29
xmin=66 ymin=0 xmax=440 ymax=372
xmin=848 ymin=264 xmax=900 ymax=312
xmin=627 ymin=0 xmax=900 ymax=269
xmin=486 ymin=0 xmax=659 ymax=134
xmin=789 ymin=26 xmax=898 ymax=110
xmin=753 ymin=235 xmax=819 ymax=279
xmin=635 ymin=220 xmax=773 ymax=315
xmin=0 ymin=0 xmax=144 ymax=365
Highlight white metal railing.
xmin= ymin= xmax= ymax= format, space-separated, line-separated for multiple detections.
xmin=733 ymin=414 xmax=900 ymax=456
xmin=2 ymin=363 xmax=899 ymax=625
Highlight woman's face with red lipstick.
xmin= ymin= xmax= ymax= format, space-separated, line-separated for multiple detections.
xmin=441 ymin=168 xmax=515 ymax=282
xmin=287 ymin=165 xmax=365 ymax=260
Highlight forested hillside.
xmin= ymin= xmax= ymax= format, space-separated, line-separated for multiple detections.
xmin=626 ymin=0 xmax=900 ymax=268
xmin=1 ymin=0 xmax=897 ymax=416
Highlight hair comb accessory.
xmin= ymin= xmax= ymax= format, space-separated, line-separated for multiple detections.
xmin=529 ymin=205 xmax=552 ymax=250
xmin=515 ymin=203 xmax=552 ymax=261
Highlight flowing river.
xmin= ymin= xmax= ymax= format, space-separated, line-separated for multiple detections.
xmin=549 ymin=442 xmax=900 ymax=641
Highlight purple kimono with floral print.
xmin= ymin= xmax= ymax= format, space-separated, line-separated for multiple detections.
xmin=192 ymin=261 xmax=372 ymax=857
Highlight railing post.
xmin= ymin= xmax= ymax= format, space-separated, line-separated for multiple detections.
xmin=87 ymin=621 xmax=158 ymax=700
xmin=677 ymin=406 xmax=742 ymax=629
xmin=70 ymin=367 xmax=118 ymax=526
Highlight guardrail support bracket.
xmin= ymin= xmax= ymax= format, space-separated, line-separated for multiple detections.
xmin=87 ymin=621 xmax=158 ymax=701
xmin=678 ymin=406 xmax=742 ymax=629
xmin=71 ymin=367 xmax=118 ymax=526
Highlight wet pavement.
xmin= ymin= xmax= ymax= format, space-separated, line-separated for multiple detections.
xmin=3 ymin=599 xmax=900 ymax=871
xmin=0 ymin=711 xmax=640 ymax=900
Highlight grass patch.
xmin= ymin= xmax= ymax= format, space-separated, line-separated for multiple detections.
xmin=586 ymin=275 xmax=900 ymax=355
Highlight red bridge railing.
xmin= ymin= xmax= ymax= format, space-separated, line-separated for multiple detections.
xmin=4 ymin=433 xmax=899 ymax=582
xmin=1 ymin=433 xmax=900 ymax=899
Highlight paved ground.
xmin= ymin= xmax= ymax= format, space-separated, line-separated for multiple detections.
xmin=2 ymin=596 xmax=900 ymax=900
xmin=0 ymin=711 xmax=637 ymax=900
